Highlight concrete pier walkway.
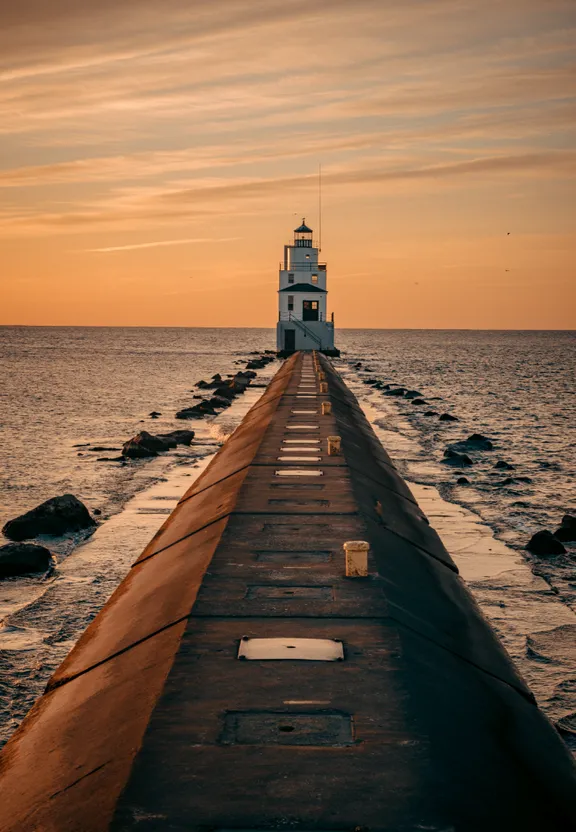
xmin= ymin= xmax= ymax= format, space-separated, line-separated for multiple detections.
xmin=0 ymin=352 xmax=575 ymax=831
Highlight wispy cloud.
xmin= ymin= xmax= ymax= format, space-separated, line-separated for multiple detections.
xmin=84 ymin=236 xmax=240 ymax=252
xmin=1 ymin=0 xmax=576 ymax=328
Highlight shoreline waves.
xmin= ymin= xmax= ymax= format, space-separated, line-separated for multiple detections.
xmin=0 ymin=327 xmax=574 ymax=750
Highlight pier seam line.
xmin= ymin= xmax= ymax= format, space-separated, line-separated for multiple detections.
xmin=356 ymin=509 xmax=459 ymax=574
xmin=45 ymin=614 xmax=193 ymax=693
xmin=45 ymin=607 xmax=536 ymax=706
xmin=388 ymin=612 xmax=537 ymax=705
xmin=344 ymin=462 xmax=421 ymax=507
xmin=132 ymin=511 xmax=232 ymax=567
xmin=177 ymin=462 xmax=252 ymax=506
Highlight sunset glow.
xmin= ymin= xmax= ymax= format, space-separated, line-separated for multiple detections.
xmin=1 ymin=0 xmax=575 ymax=328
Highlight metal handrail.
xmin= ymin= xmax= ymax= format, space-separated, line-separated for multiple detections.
xmin=287 ymin=314 xmax=322 ymax=346
xmin=279 ymin=263 xmax=327 ymax=271
xmin=278 ymin=312 xmax=334 ymax=325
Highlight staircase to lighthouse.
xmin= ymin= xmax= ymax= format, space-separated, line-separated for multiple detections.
xmin=276 ymin=219 xmax=338 ymax=354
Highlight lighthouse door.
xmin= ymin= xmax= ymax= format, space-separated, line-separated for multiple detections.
xmin=284 ymin=329 xmax=296 ymax=351
xmin=303 ymin=300 xmax=319 ymax=321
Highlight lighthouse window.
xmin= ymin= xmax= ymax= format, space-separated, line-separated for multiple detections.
xmin=288 ymin=273 xmax=294 ymax=284
xmin=287 ymin=295 xmax=294 ymax=311
xmin=311 ymin=274 xmax=318 ymax=284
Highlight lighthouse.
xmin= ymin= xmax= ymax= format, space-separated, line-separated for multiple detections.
xmin=276 ymin=219 xmax=337 ymax=353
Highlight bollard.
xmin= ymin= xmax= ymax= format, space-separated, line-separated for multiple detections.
xmin=319 ymin=382 xmax=328 ymax=393
xmin=327 ymin=435 xmax=341 ymax=455
xmin=321 ymin=401 xmax=332 ymax=416
xmin=344 ymin=540 xmax=369 ymax=577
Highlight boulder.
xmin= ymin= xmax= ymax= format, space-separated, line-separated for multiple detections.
xmin=2 ymin=494 xmax=96 ymax=542
xmin=157 ymin=430 xmax=195 ymax=446
xmin=443 ymin=449 xmax=473 ymax=467
xmin=209 ymin=396 xmax=232 ymax=409
xmin=176 ymin=401 xmax=216 ymax=419
xmin=384 ymin=387 xmax=406 ymax=397
xmin=176 ymin=408 xmax=204 ymax=420
xmin=213 ymin=385 xmax=237 ymax=400
xmin=526 ymin=530 xmax=566 ymax=556
xmin=465 ymin=433 xmax=494 ymax=450
xmin=439 ymin=413 xmax=458 ymax=422
xmin=404 ymin=390 xmax=423 ymax=399
xmin=97 ymin=456 xmax=126 ymax=462
xmin=211 ymin=373 xmax=222 ymax=383
xmin=0 ymin=543 xmax=53 ymax=578
xmin=121 ymin=440 xmax=157 ymax=458
xmin=363 ymin=378 xmax=380 ymax=386
xmin=424 ymin=411 xmax=438 ymax=417
xmin=456 ymin=477 xmax=470 ymax=485
xmin=122 ymin=431 xmax=172 ymax=458
xmin=246 ymin=360 xmax=265 ymax=370
xmin=411 ymin=398 xmax=426 ymax=405
xmin=449 ymin=434 xmax=494 ymax=453
xmin=149 ymin=411 xmax=161 ymax=419
xmin=554 ymin=515 xmax=576 ymax=542
xmin=495 ymin=460 xmax=514 ymax=470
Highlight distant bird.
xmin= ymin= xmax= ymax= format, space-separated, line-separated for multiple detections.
xmin=505 ymin=269 xmax=510 ymax=272
xmin=507 ymin=232 xmax=510 ymax=235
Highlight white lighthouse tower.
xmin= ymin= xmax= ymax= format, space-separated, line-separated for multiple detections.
xmin=276 ymin=219 xmax=336 ymax=354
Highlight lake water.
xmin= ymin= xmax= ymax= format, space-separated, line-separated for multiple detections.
xmin=0 ymin=327 xmax=574 ymax=747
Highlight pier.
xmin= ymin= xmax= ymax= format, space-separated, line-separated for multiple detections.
xmin=0 ymin=352 xmax=575 ymax=831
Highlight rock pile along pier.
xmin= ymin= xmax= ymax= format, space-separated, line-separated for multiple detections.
xmin=0 ymin=352 xmax=575 ymax=831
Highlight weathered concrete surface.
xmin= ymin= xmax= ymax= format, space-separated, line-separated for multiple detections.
xmin=0 ymin=352 xmax=575 ymax=831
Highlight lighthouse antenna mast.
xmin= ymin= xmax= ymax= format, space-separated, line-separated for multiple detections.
xmin=318 ymin=163 xmax=322 ymax=253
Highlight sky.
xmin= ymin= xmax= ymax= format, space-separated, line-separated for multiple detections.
xmin=0 ymin=0 xmax=575 ymax=328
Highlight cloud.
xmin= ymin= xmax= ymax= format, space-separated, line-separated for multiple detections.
xmin=1 ymin=149 xmax=574 ymax=238
xmin=84 ymin=236 xmax=240 ymax=252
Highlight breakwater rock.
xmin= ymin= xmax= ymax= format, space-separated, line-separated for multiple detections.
xmin=2 ymin=494 xmax=96 ymax=542
xmin=0 ymin=543 xmax=53 ymax=578
xmin=122 ymin=430 xmax=195 ymax=458
xmin=526 ymin=530 xmax=567 ymax=556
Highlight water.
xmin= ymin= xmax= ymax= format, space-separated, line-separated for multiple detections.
xmin=0 ymin=327 xmax=574 ymax=748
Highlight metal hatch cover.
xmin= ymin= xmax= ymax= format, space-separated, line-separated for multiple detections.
xmin=238 ymin=636 xmax=344 ymax=661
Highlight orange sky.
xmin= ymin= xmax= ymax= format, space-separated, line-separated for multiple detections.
xmin=1 ymin=0 xmax=575 ymax=328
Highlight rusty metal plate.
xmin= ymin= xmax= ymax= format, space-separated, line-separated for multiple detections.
xmin=275 ymin=469 xmax=323 ymax=476
xmin=280 ymin=446 xmax=321 ymax=452
xmin=246 ymin=585 xmax=333 ymax=600
xmin=237 ymin=637 xmax=344 ymax=661
xmin=268 ymin=499 xmax=329 ymax=507
xmin=253 ymin=550 xmax=332 ymax=562
xmin=220 ymin=711 xmax=353 ymax=745
xmin=277 ymin=456 xmax=322 ymax=462
xmin=261 ymin=522 xmax=330 ymax=533
xmin=283 ymin=439 xmax=320 ymax=443
xmin=270 ymin=482 xmax=325 ymax=490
